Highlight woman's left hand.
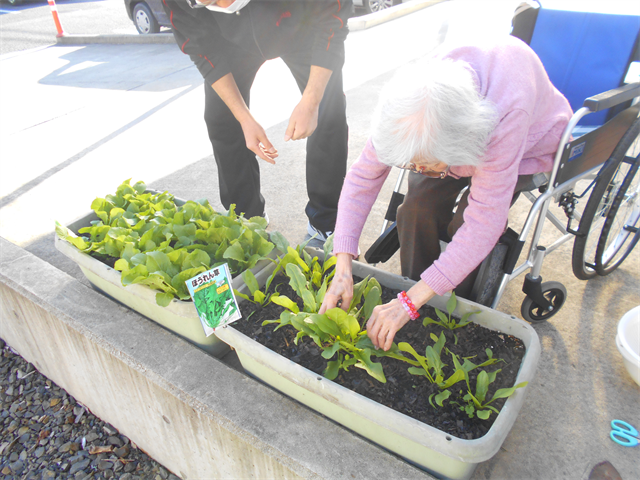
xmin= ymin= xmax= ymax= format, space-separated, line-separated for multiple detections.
xmin=366 ymin=300 xmax=411 ymax=351
xmin=366 ymin=281 xmax=438 ymax=351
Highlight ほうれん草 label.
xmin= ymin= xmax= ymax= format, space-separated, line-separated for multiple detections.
xmin=186 ymin=264 xmax=241 ymax=336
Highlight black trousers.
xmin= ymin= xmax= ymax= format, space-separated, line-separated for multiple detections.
xmin=397 ymin=172 xmax=534 ymax=297
xmin=203 ymin=47 xmax=348 ymax=234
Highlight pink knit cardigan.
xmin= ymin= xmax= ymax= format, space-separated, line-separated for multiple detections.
xmin=333 ymin=36 xmax=573 ymax=295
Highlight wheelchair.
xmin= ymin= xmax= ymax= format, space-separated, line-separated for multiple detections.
xmin=364 ymin=3 xmax=640 ymax=323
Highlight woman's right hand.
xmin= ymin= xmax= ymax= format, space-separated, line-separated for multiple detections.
xmin=319 ymin=253 xmax=354 ymax=314
xmin=211 ymin=73 xmax=278 ymax=164
xmin=239 ymin=116 xmax=278 ymax=164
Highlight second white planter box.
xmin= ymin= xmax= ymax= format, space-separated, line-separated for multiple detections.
xmin=55 ymin=208 xmax=275 ymax=358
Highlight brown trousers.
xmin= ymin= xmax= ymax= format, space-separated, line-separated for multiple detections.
xmin=396 ymin=173 xmax=534 ymax=298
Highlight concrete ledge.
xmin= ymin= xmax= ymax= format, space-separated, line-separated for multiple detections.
xmin=56 ymin=33 xmax=176 ymax=46
xmin=349 ymin=0 xmax=447 ymax=31
xmin=0 ymin=237 xmax=433 ymax=480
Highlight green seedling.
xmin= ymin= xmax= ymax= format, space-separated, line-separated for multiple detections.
xmin=422 ymin=292 xmax=480 ymax=344
xmin=458 ymin=369 xmax=528 ymax=420
xmin=56 ymin=179 xmax=276 ymax=306
xmin=233 ymin=268 xmax=284 ymax=313
xmin=262 ymin=273 xmax=409 ymax=383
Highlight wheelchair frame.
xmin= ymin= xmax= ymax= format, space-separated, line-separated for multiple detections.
xmin=489 ymin=82 xmax=640 ymax=320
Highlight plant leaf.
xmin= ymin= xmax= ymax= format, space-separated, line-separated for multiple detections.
xmin=488 ymin=382 xmax=529 ymax=403
xmin=114 ymin=258 xmax=129 ymax=271
xmin=321 ymin=342 xmax=341 ymax=360
xmin=269 ymin=231 xmax=289 ymax=255
xmin=474 ymin=370 xmax=490 ymax=404
xmin=446 ymin=291 xmax=457 ymax=316
xmin=435 ymin=308 xmax=450 ymax=326
xmin=271 ymin=295 xmax=300 ymax=314
xmin=323 ymin=360 xmax=340 ymax=380
xmin=155 ymin=292 xmax=174 ymax=307
xmin=434 ymin=389 xmax=451 ymax=407
xmin=477 ymin=409 xmax=492 ymax=420
xmin=286 ymin=263 xmax=316 ymax=312
xmin=222 ymin=242 xmax=245 ymax=263
xmin=440 ymin=369 xmax=467 ymax=390
xmin=353 ymin=349 xmax=386 ymax=383
xmin=183 ymin=249 xmax=211 ymax=270
xmin=309 ymin=313 xmax=342 ymax=338
xmin=363 ymin=286 xmax=381 ymax=321
xmin=241 ymin=269 xmax=260 ymax=296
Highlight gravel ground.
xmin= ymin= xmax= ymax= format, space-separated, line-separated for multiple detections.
xmin=0 ymin=338 xmax=179 ymax=480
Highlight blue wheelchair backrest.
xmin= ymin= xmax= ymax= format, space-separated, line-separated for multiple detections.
xmin=513 ymin=4 xmax=640 ymax=126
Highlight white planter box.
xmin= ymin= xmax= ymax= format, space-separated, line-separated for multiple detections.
xmin=55 ymin=207 xmax=275 ymax=358
xmin=216 ymin=255 xmax=541 ymax=480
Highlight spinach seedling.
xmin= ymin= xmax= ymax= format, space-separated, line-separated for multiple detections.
xmin=422 ymin=292 xmax=480 ymax=344
xmin=457 ymin=369 xmax=528 ymax=420
xmin=56 ymin=179 xmax=277 ymax=307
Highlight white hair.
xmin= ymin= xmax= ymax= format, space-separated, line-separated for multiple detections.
xmin=371 ymin=58 xmax=498 ymax=168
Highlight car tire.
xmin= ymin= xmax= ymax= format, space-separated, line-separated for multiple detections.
xmin=133 ymin=2 xmax=160 ymax=35
xmin=364 ymin=0 xmax=396 ymax=14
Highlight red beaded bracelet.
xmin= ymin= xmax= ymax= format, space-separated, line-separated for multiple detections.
xmin=397 ymin=291 xmax=420 ymax=321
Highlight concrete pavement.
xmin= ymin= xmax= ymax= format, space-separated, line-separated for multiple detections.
xmin=1 ymin=1 xmax=639 ymax=479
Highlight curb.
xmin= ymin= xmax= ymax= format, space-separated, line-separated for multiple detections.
xmin=56 ymin=33 xmax=176 ymax=46
xmin=55 ymin=0 xmax=447 ymax=45
xmin=349 ymin=0 xmax=446 ymax=31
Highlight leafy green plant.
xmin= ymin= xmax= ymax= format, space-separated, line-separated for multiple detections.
xmin=398 ymin=331 xmax=504 ymax=409
xmin=274 ymin=307 xmax=388 ymax=381
xmin=263 ymin=235 xmax=338 ymax=315
xmin=422 ymin=292 xmax=480 ymax=344
xmin=56 ymin=179 xmax=275 ymax=307
xmin=458 ymin=370 xmax=528 ymax=420
xmin=398 ymin=332 xmax=449 ymax=385
xmin=232 ymin=268 xmax=284 ymax=318
xmin=261 ymin=264 xmax=412 ymax=382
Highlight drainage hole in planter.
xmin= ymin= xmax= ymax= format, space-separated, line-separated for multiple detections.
xmin=446 ymin=436 xmax=452 ymax=441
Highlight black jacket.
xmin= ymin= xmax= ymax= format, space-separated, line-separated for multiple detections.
xmin=162 ymin=0 xmax=353 ymax=86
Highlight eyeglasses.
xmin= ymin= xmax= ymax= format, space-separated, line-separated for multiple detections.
xmin=399 ymin=163 xmax=450 ymax=179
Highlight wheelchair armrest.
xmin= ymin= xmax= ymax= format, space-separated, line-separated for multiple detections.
xmin=583 ymin=82 xmax=640 ymax=112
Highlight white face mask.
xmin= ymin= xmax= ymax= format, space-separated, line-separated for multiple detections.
xmin=205 ymin=0 xmax=251 ymax=14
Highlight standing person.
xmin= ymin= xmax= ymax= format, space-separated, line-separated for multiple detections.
xmin=162 ymin=1 xmax=352 ymax=245
xmin=320 ymin=35 xmax=573 ymax=350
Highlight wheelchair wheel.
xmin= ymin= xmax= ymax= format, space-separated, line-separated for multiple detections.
xmin=571 ymin=117 xmax=640 ymax=280
xmin=521 ymin=281 xmax=567 ymax=322
xmin=595 ymin=154 xmax=640 ymax=275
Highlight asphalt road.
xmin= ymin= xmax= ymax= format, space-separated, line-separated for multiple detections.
xmin=0 ymin=0 xmax=139 ymax=56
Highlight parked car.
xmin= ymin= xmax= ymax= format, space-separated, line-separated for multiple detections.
xmin=355 ymin=0 xmax=401 ymax=14
xmin=124 ymin=0 xmax=171 ymax=35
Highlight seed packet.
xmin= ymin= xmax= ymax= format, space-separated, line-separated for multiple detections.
xmin=186 ymin=264 xmax=241 ymax=336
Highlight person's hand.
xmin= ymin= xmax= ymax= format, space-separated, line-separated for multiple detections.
xmin=284 ymin=97 xmax=319 ymax=142
xmin=366 ymin=281 xmax=437 ymax=351
xmin=239 ymin=116 xmax=278 ymax=164
xmin=319 ymin=253 xmax=353 ymax=314
xmin=366 ymin=300 xmax=411 ymax=351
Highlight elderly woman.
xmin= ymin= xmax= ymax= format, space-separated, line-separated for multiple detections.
xmin=319 ymin=35 xmax=573 ymax=351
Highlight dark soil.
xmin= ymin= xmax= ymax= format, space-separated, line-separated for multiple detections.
xmin=233 ymin=274 xmax=526 ymax=440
